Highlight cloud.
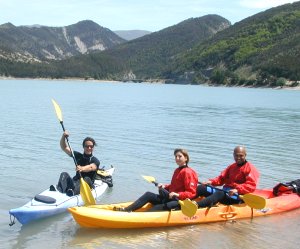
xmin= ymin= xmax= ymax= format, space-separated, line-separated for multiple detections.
xmin=239 ymin=0 xmax=295 ymax=9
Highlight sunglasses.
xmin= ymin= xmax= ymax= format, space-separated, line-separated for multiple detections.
xmin=84 ymin=144 xmax=94 ymax=149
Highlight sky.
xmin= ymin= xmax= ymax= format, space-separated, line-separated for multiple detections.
xmin=0 ymin=0 xmax=297 ymax=31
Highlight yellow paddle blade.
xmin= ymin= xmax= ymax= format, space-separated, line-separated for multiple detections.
xmin=80 ymin=178 xmax=96 ymax=206
xmin=97 ymin=170 xmax=110 ymax=177
xmin=142 ymin=175 xmax=156 ymax=183
xmin=240 ymin=193 xmax=266 ymax=209
xmin=178 ymin=199 xmax=198 ymax=217
xmin=51 ymin=99 xmax=63 ymax=122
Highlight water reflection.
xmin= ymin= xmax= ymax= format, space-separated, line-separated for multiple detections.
xmin=65 ymin=208 xmax=300 ymax=249
xmin=8 ymin=213 xmax=72 ymax=249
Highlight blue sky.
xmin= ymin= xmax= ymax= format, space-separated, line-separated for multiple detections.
xmin=0 ymin=0 xmax=297 ymax=31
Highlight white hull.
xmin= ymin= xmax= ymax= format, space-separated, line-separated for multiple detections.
xmin=9 ymin=167 xmax=114 ymax=225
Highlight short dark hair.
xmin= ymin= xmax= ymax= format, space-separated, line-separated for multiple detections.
xmin=82 ymin=137 xmax=97 ymax=147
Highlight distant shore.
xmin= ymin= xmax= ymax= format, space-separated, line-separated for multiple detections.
xmin=0 ymin=76 xmax=121 ymax=84
xmin=1 ymin=76 xmax=300 ymax=90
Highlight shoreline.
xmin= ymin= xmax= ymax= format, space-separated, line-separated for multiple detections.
xmin=1 ymin=76 xmax=300 ymax=90
xmin=0 ymin=76 xmax=121 ymax=84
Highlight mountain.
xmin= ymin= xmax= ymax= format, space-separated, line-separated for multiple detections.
xmin=108 ymin=15 xmax=230 ymax=78
xmin=0 ymin=20 xmax=125 ymax=62
xmin=0 ymin=14 xmax=230 ymax=80
xmin=165 ymin=1 xmax=300 ymax=85
xmin=1 ymin=2 xmax=299 ymax=87
xmin=114 ymin=30 xmax=152 ymax=40
xmin=43 ymin=14 xmax=230 ymax=80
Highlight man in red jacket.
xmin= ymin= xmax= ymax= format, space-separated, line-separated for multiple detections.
xmin=196 ymin=146 xmax=260 ymax=208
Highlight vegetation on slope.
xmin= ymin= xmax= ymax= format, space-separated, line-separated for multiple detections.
xmin=166 ymin=2 xmax=300 ymax=86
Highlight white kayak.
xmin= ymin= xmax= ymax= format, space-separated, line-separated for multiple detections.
xmin=9 ymin=166 xmax=114 ymax=225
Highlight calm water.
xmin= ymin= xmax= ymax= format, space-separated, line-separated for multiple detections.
xmin=1 ymin=79 xmax=300 ymax=249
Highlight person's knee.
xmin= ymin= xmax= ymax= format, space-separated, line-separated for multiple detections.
xmin=197 ymin=184 xmax=208 ymax=196
xmin=144 ymin=191 xmax=155 ymax=197
xmin=59 ymin=172 xmax=70 ymax=180
xmin=57 ymin=172 xmax=72 ymax=193
xmin=60 ymin=172 xmax=69 ymax=176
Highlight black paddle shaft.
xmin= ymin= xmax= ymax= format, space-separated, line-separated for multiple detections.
xmin=152 ymin=181 xmax=179 ymax=201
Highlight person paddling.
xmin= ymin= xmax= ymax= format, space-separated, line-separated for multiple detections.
xmin=53 ymin=131 xmax=100 ymax=196
xmin=196 ymin=146 xmax=260 ymax=208
xmin=116 ymin=148 xmax=198 ymax=212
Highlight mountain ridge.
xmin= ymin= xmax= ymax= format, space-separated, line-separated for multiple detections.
xmin=0 ymin=14 xmax=231 ymax=80
xmin=165 ymin=1 xmax=300 ymax=86
xmin=0 ymin=20 xmax=125 ymax=62
xmin=0 ymin=2 xmax=299 ymax=87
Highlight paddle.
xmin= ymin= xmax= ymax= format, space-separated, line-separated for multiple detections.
xmin=203 ymin=184 xmax=266 ymax=209
xmin=141 ymin=175 xmax=198 ymax=217
xmin=51 ymin=99 xmax=96 ymax=206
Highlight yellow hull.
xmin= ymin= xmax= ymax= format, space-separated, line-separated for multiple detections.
xmin=68 ymin=189 xmax=300 ymax=229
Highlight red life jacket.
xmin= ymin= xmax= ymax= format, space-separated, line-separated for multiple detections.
xmin=273 ymin=179 xmax=300 ymax=196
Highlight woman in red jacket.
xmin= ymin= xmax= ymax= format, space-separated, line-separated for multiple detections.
xmin=197 ymin=146 xmax=260 ymax=208
xmin=117 ymin=148 xmax=198 ymax=212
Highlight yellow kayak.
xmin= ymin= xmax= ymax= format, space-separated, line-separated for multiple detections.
xmin=68 ymin=189 xmax=300 ymax=229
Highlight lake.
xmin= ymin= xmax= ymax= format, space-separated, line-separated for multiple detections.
xmin=1 ymin=79 xmax=300 ymax=249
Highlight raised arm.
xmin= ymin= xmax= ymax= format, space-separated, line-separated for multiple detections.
xmin=60 ymin=131 xmax=72 ymax=156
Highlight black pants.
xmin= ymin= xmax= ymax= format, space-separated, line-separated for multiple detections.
xmin=196 ymin=184 xmax=242 ymax=208
xmin=57 ymin=172 xmax=93 ymax=195
xmin=125 ymin=189 xmax=180 ymax=212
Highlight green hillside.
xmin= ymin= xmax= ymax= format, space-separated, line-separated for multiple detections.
xmin=166 ymin=1 xmax=300 ymax=86
xmin=0 ymin=15 xmax=230 ymax=80
xmin=1 ymin=2 xmax=299 ymax=87
xmin=102 ymin=15 xmax=230 ymax=79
